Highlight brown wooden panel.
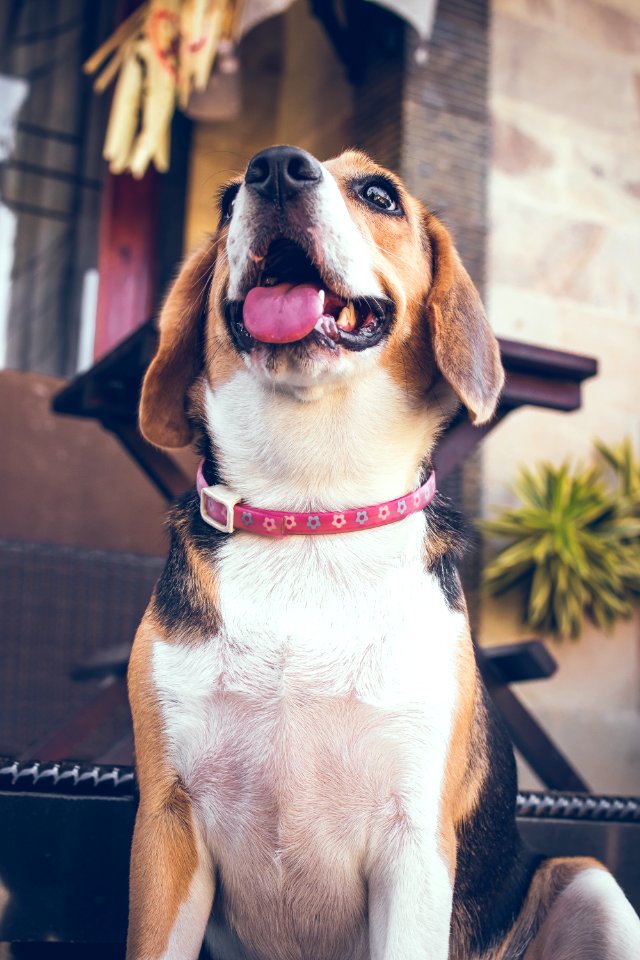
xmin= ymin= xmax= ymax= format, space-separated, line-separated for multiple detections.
xmin=94 ymin=169 xmax=160 ymax=360
xmin=502 ymin=370 xmax=582 ymax=412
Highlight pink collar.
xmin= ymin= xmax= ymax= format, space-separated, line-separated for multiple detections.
xmin=196 ymin=461 xmax=436 ymax=537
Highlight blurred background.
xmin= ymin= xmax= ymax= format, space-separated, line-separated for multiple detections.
xmin=0 ymin=0 xmax=639 ymax=953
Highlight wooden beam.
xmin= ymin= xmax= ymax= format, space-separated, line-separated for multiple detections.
xmin=108 ymin=420 xmax=191 ymax=501
xmin=94 ymin=167 xmax=160 ymax=360
xmin=93 ymin=0 xmax=160 ymax=361
xmin=482 ymin=676 xmax=590 ymax=792
xmin=478 ymin=640 xmax=557 ymax=684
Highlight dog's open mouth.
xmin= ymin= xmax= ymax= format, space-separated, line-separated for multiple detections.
xmin=225 ymin=239 xmax=393 ymax=353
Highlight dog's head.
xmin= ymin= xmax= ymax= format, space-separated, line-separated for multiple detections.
xmin=140 ymin=147 xmax=503 ymax=448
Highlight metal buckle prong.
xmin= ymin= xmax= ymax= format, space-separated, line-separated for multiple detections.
xmin=199 ymin=484 xmax=241 ymax=534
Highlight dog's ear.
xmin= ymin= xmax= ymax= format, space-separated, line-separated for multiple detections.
xmin=139 ymin=240 xmax=216 ymax=448
xmin=425 ymin=216 xmax=504 ymax=425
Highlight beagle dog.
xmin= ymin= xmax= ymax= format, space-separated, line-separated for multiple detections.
xmin=128 ymin=146 xmax=640 ymax=960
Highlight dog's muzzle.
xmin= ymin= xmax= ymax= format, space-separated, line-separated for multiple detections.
xmin=225 ymin=146 xmax=395 ymax=355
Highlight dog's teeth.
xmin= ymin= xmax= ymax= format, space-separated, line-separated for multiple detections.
xmin=263 ymin=277 xmax=278 ymax=287
xmin=336 ymin=303 xmax=357 ymax=332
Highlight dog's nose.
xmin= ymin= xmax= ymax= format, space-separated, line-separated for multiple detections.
xmin=245 ymin=146 xmax=322 ymax=202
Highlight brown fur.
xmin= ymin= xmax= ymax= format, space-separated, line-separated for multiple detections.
xmin=140 ymin=242 xmax=217 ymax=448
xmin=425 ymin=214 xmax=504 ymax=425
xmin=127 ymin=613 xmax=205 ymax=957
xmin=140 ymin=239 xmax=242 ymax=449
xmin=439 ymin=626 xmax=488 ymax=879
xmin=322 ymin=152 xmax=504 ymax=424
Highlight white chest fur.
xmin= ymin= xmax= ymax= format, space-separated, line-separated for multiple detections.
xmin=152 ymin=534 xmax=463 ymax=951
xmin=155 ymin=368 xmax=463 ymax=785
xmin=154 ymin=526 xmax=462 ymax=704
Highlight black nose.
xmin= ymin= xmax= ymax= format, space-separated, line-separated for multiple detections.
xmin=245 ymin=146 xmax=322 ymax=202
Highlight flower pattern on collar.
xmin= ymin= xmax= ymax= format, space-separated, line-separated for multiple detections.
xmin=196 ymin=461 xmax=436 ymax=538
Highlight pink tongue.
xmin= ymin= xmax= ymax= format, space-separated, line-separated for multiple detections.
xmin=243 ymin=283 xmax=324 ymax=344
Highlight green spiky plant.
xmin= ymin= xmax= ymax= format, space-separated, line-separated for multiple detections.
xmin=482 ymin=439 xmax=640 ymax=640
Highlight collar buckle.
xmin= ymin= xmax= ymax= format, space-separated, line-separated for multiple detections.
xmin=199 ymin=484 xmax=241 ymax=534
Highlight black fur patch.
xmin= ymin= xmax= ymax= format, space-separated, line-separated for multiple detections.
xmin=153 ymin=491 xmax=224 ymax=637
xmin=423 ymin=489 xmax=470 ymax=612
xmin=450 ymin=683 xmax=542 ymax=957
xmin=430 ymin=551 xmax=464 ymax=612
xmin=196 ymin=433 xmax=223 ymax=488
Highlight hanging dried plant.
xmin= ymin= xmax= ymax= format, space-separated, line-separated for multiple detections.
xmin=482 ymin=439 xmax=640 ymax=641
xmin=84 ymin=0 xmax=241 ymax=177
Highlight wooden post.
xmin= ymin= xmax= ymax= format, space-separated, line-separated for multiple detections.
xmin=94 ymin=167 xmax=160 ymax=359
xmin=93 ymin=0 xmax=160 ymax=360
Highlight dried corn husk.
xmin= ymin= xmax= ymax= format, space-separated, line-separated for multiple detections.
xmin=83 ymin=5 xmax=146 ymax=77
xmin=85 ymin=0 xmax=242 ymax=177
xmin=103 ymin=45 xmax=143 ymax=173
xmin=129 ymin=38 xmax=176 ymax=176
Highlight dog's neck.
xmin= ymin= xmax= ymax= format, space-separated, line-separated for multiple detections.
xmin=202 ymin=366 xmax=443 ymax=514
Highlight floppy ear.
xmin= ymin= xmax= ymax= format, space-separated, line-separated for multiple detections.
xmin=139 ymin=240 xmax=216 ymax=448
xmin=425 ymin=216 xmax=504 ymax=425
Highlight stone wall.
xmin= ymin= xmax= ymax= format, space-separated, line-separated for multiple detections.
xmin=482 ymin=0 xmax=640 ymax=792
xmin=403 ymin=0 xmax=489 ymax=290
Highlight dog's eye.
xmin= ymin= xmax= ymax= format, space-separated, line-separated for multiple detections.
xmin=220 ymin=184 xmax=239 ymax=223
xmin=358 ymin=181 xmax=401 ymax=214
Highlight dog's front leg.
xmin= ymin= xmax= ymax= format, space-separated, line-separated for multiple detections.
xmin=127 ymin=618 xmax=215 ymax=960
xmin=126 ymin=788 xmax=214 ymax=960
xmin=368 ymin=830 xmax=453 ymax=960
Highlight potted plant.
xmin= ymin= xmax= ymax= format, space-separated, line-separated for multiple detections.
xmin=482 ymin=439 xmax=640 ymax=640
